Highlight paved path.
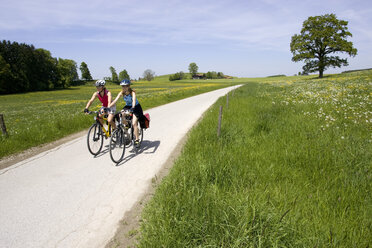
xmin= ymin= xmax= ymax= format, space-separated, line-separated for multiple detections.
xmin=0 ymin=85 xmax=240 ymax=248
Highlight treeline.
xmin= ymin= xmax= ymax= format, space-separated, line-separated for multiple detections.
xmin=267 ymin=74 xmax=286 ymax=77
xmin=204 ymin=71 xmax=226 ymax=79
xmin=169 ymin=63 xmax=231 ymax=81
xmin=0 ymin=40 xmax=79 ymax=94
xmin=169 ymin=71 xmax=230 ymax=81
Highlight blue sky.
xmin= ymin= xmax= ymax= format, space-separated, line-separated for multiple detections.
xmin=1 ymin=0 xmax=371 ymax=79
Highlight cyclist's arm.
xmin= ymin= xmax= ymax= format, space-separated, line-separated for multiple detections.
xmin=132 ymin=91 xmax=137 ymax=107
xmin=109 ymin=92 xmax=122 ymax=108
xmin=107 ymin=91 xmax=113 ymax=108
xmin=85 ymin=92 xmax=97 ymax=110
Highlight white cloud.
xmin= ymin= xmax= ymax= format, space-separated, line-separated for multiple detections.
xmin=0 ymin=0 xmax=301 ymax=50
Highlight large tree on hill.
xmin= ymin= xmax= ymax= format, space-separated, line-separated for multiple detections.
xmin=188 ymin=62 xmax=198 ymax=76
xmin=290 ymin=14 xmax=357 ymax=78
xmin=80 ymin=62 xmax=92 ymax=80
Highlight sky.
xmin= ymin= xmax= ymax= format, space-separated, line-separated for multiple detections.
xmin=0 ymin=0 xmax=371 ymax=79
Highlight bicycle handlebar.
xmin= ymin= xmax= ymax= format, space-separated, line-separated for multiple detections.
xmin=121 ymin=109 xmax=133 ymax=116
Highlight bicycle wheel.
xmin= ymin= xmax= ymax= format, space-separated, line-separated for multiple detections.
xmin=87 ymin=123 xmax=103 ymax=155
xmin=109 ymin=128 xmax=126 ymax=163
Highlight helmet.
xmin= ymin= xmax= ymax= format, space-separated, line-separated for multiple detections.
xmin=95 ymin=79 xmax=106 ymax=87
xmin=120 ymin=79 xmax=131 ymax=86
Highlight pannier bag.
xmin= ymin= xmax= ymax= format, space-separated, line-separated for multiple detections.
xmin=140 ymin=113 xmax=150 ymax=129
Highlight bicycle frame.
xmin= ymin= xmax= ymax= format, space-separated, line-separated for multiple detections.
xmin=121 ymin=109 xmax=143 ymax=147
xmin=90 ymin=111 xmax=112 ymax=138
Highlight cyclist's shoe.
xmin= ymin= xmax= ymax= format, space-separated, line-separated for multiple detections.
xmin=134 ymin=140 xmax=140 ymax=148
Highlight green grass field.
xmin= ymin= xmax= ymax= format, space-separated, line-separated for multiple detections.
xmin=137 ymin=71 xmax=372 ymax=247
xmin=0 ymin=77 xmax=242 ymax=159
xmin=2 ymin=71 xmax=371 ymax=247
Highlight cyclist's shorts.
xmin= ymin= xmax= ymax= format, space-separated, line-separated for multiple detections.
xmin=100 ymin=106 xmax=116 ymax=115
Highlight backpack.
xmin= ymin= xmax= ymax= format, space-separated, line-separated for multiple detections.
xmin=140 ymin=113 xmax=150 ymax=129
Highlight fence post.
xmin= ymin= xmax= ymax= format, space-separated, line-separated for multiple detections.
xmin=217 ymin=106 xmax=223 ymax=137
xmin=0 ymin=114 xmax=8 ymax=137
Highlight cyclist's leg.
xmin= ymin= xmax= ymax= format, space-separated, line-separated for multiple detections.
xmin=132 ymin=114 xmax=139 ymax=141
xmin=107 ymin=114 xmax=115 ymax=132
xmin=132 ymin=104 xmax=143 ymax=141
xmin=98 ymin=107 xmax=105 ymax=126
xmin=107 ymin=108 xmax=116 ymax=130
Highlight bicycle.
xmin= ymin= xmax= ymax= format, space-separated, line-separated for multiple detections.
xmin=109 ymin=109 xmax=144 ymax=163
xmin=87 ymin=110 xmax=113 ymax=156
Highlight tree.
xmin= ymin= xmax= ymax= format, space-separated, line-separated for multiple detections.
xmin=118 ymin=69 xmax=130 ymax=81
xmin=0 ymin=54 xmax=13 ymax=94
xmin=80 ymin=62 xmax=92 ymax=80
xmin=188 ymin=63 xmax=198 ymax=76
xmin=32 ymin=48 xmax=59 ymax=90
xmin=109 ymin=66 xmax=119 ymax=84
xmin=143 ymin=69 xmax=155 ymax=81
xmin=57 ymin=58 xmax=78 ymax=88
xmin=290 ymin=14 xmax=357 ymax=78
xmin=0 ymin=40 xmax=33 ymax=92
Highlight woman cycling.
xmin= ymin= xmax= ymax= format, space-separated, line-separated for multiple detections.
xmin=109 ymin=79 xmax=143 ymax=148
xmin=84 ymin=79 xmax=116 ymax=130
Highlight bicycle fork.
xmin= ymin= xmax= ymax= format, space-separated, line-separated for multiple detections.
xmin=93 ymin=124 xmax=100 ymax=142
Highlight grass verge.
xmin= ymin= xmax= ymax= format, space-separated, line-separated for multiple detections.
xmin=137 ymin=71 xmax=371 ymax=247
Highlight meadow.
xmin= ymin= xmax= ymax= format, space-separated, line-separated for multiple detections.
xmin=0 ymin=76 xmax=241 ymax=159
xmin=137 ymin=71 xmax=372 ymax=247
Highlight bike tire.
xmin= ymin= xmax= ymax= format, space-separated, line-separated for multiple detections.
xmin=109 ymin=128 xmax=126 ymax=164
xmin=87 ymin=123 xmax=103 ymax=156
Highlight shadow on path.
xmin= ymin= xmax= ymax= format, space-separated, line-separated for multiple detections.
xmin=116 ymin=140 xmax=161 ymax=166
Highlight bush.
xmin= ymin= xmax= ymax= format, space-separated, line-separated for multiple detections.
xmin=169 ymin=71 xmax=185 ymax=81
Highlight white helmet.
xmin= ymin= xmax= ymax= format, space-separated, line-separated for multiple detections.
xmin=95 ymin=79 xmax=106 ymax=87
